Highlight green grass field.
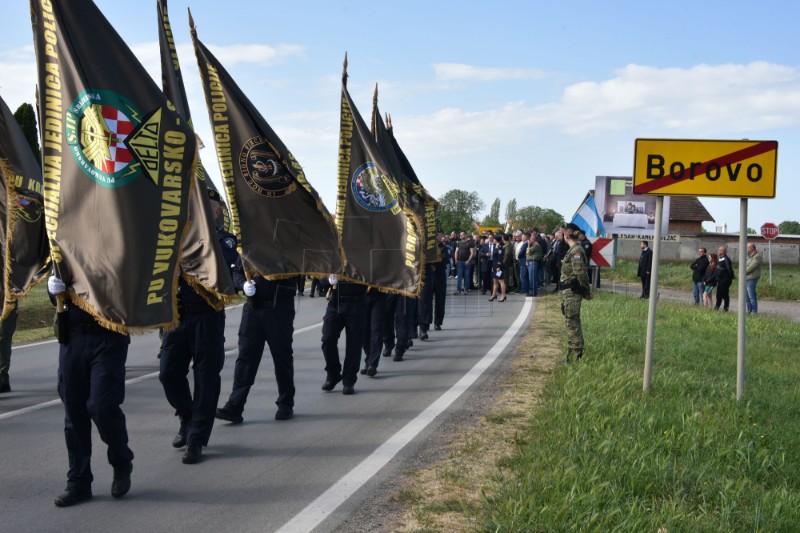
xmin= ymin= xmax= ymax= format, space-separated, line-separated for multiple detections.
xmin=603 ymin=259 xmax=800 ymax=301
xmin=480 ymin=293 xmax=800 ymax=531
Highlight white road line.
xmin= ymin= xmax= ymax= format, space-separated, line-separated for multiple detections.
xmin=276 ymin=298 xmax=535 ymax=533
xmin=0 ymin=321 xmax=323 ymax=422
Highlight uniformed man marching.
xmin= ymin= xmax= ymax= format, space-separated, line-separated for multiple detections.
xmin=320 ymin=276 xmax=367 ymax=394
xmin=216 ymin=258 xmax=297 ymax=422
xmin=159 ymin=189 xmax=236 ymax=465
xmin=48 ymin=276 xmax=134 ymax=506
xmin=560 ymin=223 xmax=593 ymax=362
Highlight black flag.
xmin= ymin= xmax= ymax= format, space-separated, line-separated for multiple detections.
xmin=31 ymin=0 xmax=195 ymax=332
xmin=336 ymin=56 xmax=421 ymax=295
xmin=0 ymin=94 xmax=50 ymax=319
xmin=192 ymin=14 xmax=343 ymax=279
xmin=158 ymin=0 xmax=234 ymax=308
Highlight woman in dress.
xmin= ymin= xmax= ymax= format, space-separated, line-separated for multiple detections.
xmin=489 ymin=234 xmax=507 ymax=302
xmin=702 ymin=253 xmax=718 ymax=307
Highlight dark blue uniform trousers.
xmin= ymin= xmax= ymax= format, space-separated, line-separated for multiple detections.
xmin=58 ymin=330 xmax=133 ymax=490
xmin=433 ymin=264 xmax=447 ymax=327
xmin=362 ymin=291 xmax=387 ymax=369
xmin=383 ymin=296 xmax=413 ymax=356
xmin=321 ymin=297 xmax=365 ymax=386
xmin=418 ymin=264 xmax=435 ymax=332
xmin=159 ymin=311 xmax=225 ymax=447
xmin=226 ymin=298 xmax=295 ymax=411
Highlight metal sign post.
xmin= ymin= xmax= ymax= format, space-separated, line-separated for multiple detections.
xmin=642 ymin=196 xmax=663 ymax=392
xmin=737 ymin=199 xmax=748 ymax=401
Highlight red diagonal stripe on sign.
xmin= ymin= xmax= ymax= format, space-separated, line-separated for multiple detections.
xmin=636 ymin=141 xmax=777 ymax=194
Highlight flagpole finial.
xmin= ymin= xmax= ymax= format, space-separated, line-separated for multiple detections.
xmin=342 ymin=53 xmax=348 ymax=85
xmin=188 ymin=8 xmax=196 ymax=36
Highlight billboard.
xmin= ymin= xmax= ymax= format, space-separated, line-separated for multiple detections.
xmin=594 ymin=176 xmax=671 ymax=237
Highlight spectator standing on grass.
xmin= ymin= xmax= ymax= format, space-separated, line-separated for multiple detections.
xmin=702 ymin=253 xmax=718 ymax=307
xmin=745 ymin=243 xmax=762 ymax=314
xmin=690 ymin=247 xmax=709 ymax=305
xmin=715 ymin=246 xmax=734 ymax=312
xmin=638 ymin=240 xmax=653 ymax=299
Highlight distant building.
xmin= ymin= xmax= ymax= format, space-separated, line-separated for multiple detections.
xmin=667 ymin=197 xmax=715 ymax=233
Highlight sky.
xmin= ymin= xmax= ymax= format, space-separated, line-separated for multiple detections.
xmin=2 ymin=0 xmax=799 ymax=233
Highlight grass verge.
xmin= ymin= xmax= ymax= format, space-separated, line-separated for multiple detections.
xmin=390 ymin=291 xmax=800 ymax=531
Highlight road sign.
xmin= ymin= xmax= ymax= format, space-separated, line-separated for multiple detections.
xmin=633 ymin=139 xmax=778 ymax=198
xmin=760 ymin=222 xmax=779 ymax=240
xmin=589 ymin=237 xmax=614 ymax=267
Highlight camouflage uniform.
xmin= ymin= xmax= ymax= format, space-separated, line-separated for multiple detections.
xmin=560 ymin=243 xmax=591 ymax=361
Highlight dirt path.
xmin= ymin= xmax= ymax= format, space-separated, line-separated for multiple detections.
xmin=599 ymin=281 xmax=800 ymax=323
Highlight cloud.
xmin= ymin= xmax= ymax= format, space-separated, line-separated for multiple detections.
xmin=542 ymin=61 xmax=800 ymax=135
xmin=386 ymin=61 xmax=800 ymax=162
xmin=433 ymin=63 xmax=548 ymax=82
xmin=206 ymin=43 xmax=304 ymax=67
xmin=0 ymin=46 xmax=37 ymax=109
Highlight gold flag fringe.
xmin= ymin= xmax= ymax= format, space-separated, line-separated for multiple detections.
xmin=0 ymin=159 xmax=51 ymax=319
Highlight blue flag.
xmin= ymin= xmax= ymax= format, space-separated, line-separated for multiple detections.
xmin=571 ymin=193 xmax=606 ymax=237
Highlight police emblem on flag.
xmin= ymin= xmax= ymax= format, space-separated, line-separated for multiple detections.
xmin=15 ymin=195 xmax=43 ymax=223
xmin=351 ymin=162 xmax=398 ymax=212
xmin=239 ymin=136 xmax=296 ymax=198
xmin=66 ymin=89 xmax=142 ymax=188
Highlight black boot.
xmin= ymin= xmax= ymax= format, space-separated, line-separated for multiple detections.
xmin=172 ymin=416 xmax=190 ymax=448
xmin=182 ymin=443 xmax=203 ymax=464
xmin=54 ymin=486 xmax=92 ymax=507
xmin=111 ymin=462 xmax=132 ymax=498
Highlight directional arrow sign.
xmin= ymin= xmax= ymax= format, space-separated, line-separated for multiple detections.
xmin=590 ymin=237 xmax=614 ymax=267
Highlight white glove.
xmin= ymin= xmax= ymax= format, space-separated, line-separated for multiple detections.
xmin=243 ymin=280 xmax=256 ymax=297
xmin=48 ymin=275 xmax=66 ymax=295
xmin=328 ymin=275 xmax=338 ymax=286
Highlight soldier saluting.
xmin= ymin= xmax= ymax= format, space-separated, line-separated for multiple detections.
xmin=560 ymin=223 xmax=593 ymax=362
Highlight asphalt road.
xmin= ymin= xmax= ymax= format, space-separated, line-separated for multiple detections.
xmin=0 ymin=282 xmax=534 ymax=533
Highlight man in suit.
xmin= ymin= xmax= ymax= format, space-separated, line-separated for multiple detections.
xmin=638 ymin=240 xmax=653 ymax=298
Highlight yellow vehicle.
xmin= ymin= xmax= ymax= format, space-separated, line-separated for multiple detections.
xmin=478 ymin=225 xmax=504 ymax=235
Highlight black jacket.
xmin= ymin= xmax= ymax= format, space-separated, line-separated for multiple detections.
xmin=690 ymin=255 xmax=709 ymax=282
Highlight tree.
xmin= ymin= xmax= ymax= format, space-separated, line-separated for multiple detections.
xmin=482 ymin=197 xmax=501 ymax=226
xmin=513 ymin=205 xmax=565 ymax=234
xmin=438 ymin=189 xmax=485 ymax=234
xmin=13 ymin=103 xmax=40 ymax=166
xmin=504 ymin=198 xmax=517 ymax=229
xmin=779 ymin=220 xmax=800 ymax=235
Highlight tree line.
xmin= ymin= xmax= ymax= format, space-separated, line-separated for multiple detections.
xmin=437 ymin=189 xmax=565 ymax=235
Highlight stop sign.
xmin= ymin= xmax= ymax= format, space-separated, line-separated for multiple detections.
xmin=760 ymin=223 xmax=779 ymax=240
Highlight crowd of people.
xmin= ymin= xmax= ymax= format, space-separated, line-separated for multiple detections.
xmin=690 ymin=243 xmax=762 ymax=313
xmin=441 ymin=226 xmax=596 ymax=298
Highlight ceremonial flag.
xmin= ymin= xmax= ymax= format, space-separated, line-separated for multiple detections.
xmin=337 ymin=56 xmax=421 ymax=295
xmin=0 ymin=94 xmax=49 ymax=319
xmin=571 ymin=192 xmax=606 ymax=237
xmin=191 ymin=14 xmax=342 ymax=279
xmin=383 ymin=112 xmax=440 ymax=264
xmin=31 ymin=0 xmax=196 ymax=332
xmin=158 ymin=0 xmax=234 ymax=307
